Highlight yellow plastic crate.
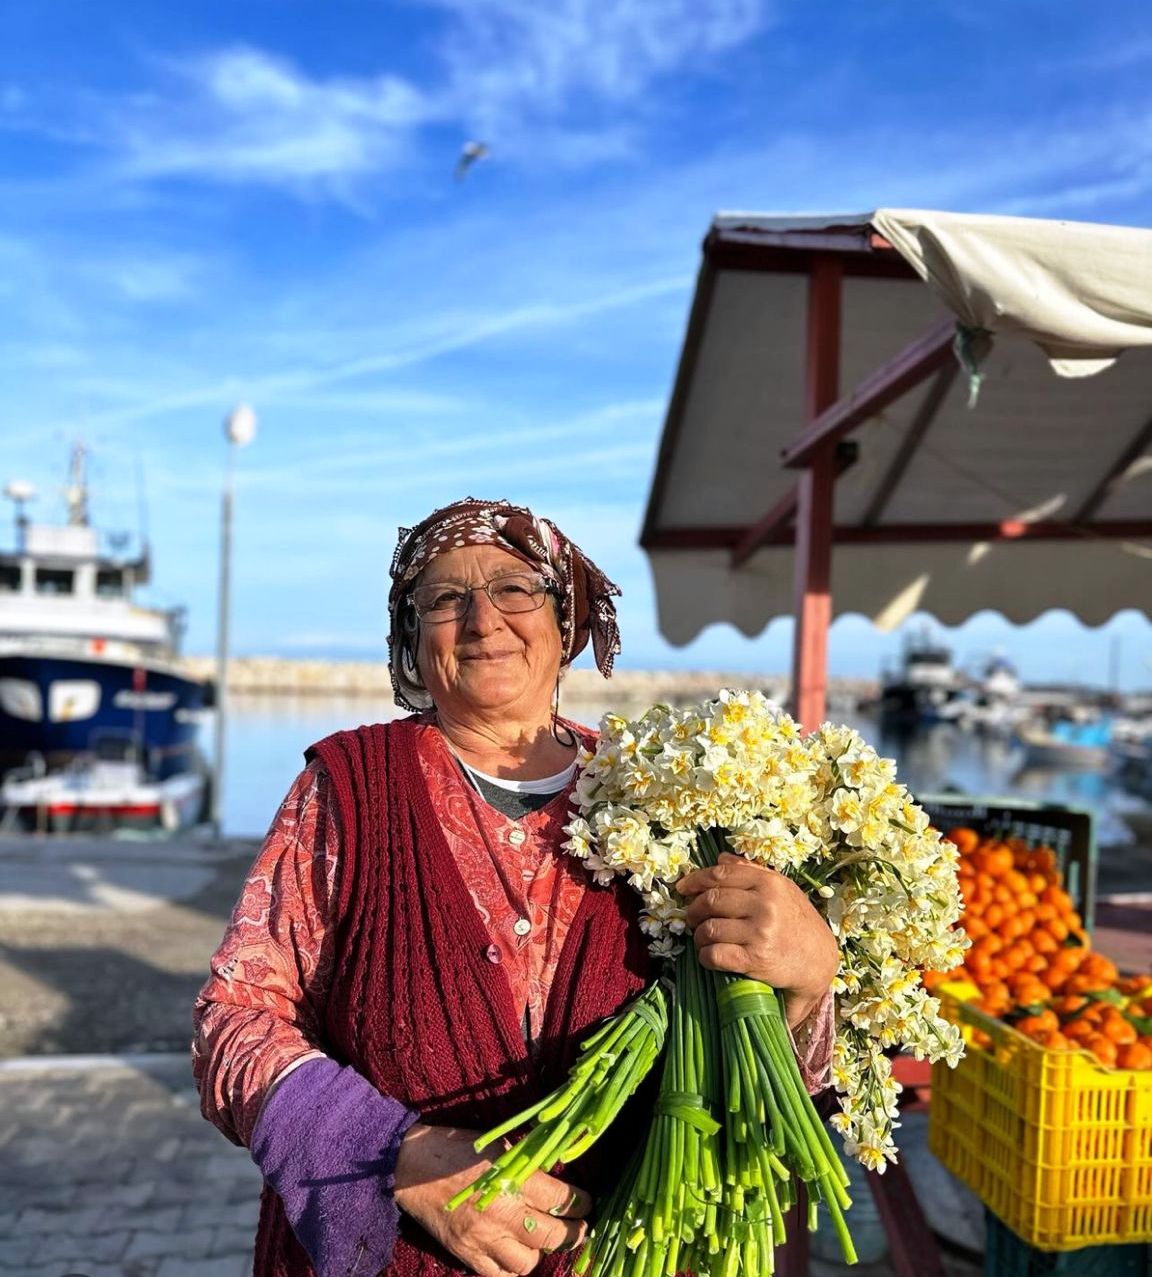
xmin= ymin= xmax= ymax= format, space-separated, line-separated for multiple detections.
xmin=930 ymin=993 xmax=1152 ymax=1250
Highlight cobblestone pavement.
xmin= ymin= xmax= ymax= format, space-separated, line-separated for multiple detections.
xmin=0 ymin=1054 xmax=261 ymax=1277
xmin=0 ymin=831 xmax=1095 ymax=1277
xmin=0 ymin=1051 xmax=981 ymax=1277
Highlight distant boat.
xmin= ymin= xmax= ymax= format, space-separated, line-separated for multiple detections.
xmin=0 ymin=445 xmax=211 ymax=831
xmin=1016 ymin=716 xmax=1112 ymax=770
xmin=942 ymin=653 xmax=1027 ymax=734
xmin=1112 ymin=725 xmax=1152 ymax=804
xmin=0 ymin=748 xmax=205 ymax=834
xmin=878 ymin=629 xmax=963 ymax=726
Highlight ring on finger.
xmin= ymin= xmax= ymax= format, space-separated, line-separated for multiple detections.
xmin=548 ymin=1190 xmax=577 ymax=1217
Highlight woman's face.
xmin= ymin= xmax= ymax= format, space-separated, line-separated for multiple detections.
xmin=413 ymin=544 xmax=564 ymax=721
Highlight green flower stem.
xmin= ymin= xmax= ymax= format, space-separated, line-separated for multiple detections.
xmin=761 ymin=1009 xmax=849 ymax=1200
xmin=819 ymin=1173 xmax=858 ymax=1263
xmin=446 ymin=983 xmax=669 ymax=1213
xmin=478 ymin=815 xmax=866 ymax=1274
xmin=699 ymin=823 xmax=857 ymax=1265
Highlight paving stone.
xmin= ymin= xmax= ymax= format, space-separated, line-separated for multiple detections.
xmin=23 ymin=1227 xmax=132 ymax=1263
xmin=91 ymin=1266 xmax=154 ymax=1277
xmin=16 ymin=1204 xmax=77 ymax=1233
xmin=0 ymin=1235 xmax=43 ymax=1268
xmin=155 ymin=1253 xmax=250 ymax=1277
xmin=185 ymin=1198 xmax=259 ymax=1231
xmin=121 ymin=1205 xmax=183 ymax=1234
xmin=78 ymin=1179 xmax=157 ymax=1210
xmin=151 ymin=1134 xmax=183 ymax=1162
xmin=124 ymin=1227 xmax=213 ymax=1261
xmin=2 ymin=1265 xmax=87 ymax=1277
xmin=209 ymin=1223 xmax=258 ymax=1256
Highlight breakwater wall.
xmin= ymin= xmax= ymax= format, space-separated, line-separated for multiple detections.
xmin=177 ymin=656 xmax=876 ymax=707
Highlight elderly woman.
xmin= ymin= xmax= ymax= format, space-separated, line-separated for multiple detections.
xmin=193 ymin=498 xmax=839 ymax=1277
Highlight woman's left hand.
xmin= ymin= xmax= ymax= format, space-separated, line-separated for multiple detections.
xmin=676 ymin=852 xmax=839 ymax=1029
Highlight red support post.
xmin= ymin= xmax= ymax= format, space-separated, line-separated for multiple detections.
xmin=791 ymin=255 xmax=841 ymax=730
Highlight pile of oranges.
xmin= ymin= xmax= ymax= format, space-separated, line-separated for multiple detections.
xmin=923 ymin=826 xmax=1152 ymax=1070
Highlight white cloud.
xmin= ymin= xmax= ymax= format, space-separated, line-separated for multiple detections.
xmin=41 ymin=272 xmax=686 ymax=434
xmin=87 ymin=253 xmax=204 ymax=302
xmin=116 ymin=46 xmax=438 ymax=189
xmin=17 ymin=1 xmax=770 ymax=194
xmin=430 ymin=0 xmax=767 ymax=133
xmin=129 ymin=397 xmax=662 ymax=504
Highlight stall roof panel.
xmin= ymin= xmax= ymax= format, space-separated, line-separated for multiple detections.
xmin=642 ymin=210 xmax=1152 ymax=643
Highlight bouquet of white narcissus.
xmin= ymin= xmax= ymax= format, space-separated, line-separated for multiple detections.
xmin=448 ymin=692 xmax=969 ymax=1276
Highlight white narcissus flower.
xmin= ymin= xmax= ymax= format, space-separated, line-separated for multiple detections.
xmin=560 ymin=694 xmax=967 ymax=1170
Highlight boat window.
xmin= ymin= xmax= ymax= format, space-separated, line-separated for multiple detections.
xmin=35 ymin=567 xmax=74 ymax=595
xmin=0 ymin=678 xmax=43 ymax=722
xmin=0 ymin=564 xmax=20 ymax=593
xmin=48 ymin=680 xmax=101 ymax=722
xmin=95 ymin=568 xmax=125 ymax=597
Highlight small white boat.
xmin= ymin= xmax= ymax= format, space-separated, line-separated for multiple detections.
xmin=1016 ymin=718 xmax=1112 ymax=770
xmin=877 ymin=629 xmax=963 ymax=725
xmin=0 ymin=753 xmax=205 ymax=834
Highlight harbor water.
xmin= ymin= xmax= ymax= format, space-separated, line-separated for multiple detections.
xmin=218 ymin=693 xmax=1152 ymax=855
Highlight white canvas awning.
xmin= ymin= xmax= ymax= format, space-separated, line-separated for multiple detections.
xmin=872 ymin=209 xmax=1152 ymax=377
xmin=641 ymin=210 xmax=1152 ymax=653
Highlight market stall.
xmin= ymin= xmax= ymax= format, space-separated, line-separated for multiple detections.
xmin=640 ymin=209 xmax=1152 ymax=729
xmin=640 ymin=210 xmax=1152 ymax=1275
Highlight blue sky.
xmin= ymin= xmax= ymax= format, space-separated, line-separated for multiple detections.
xmin=2 ymin=0 xmax=1151 ymax=688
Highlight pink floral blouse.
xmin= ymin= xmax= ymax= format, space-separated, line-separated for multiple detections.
xmin=193 ymin=721 xmax=834 ymax=1147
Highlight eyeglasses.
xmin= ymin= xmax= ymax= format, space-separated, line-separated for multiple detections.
xmin=409 ymin=571 xmax=558 ymax=622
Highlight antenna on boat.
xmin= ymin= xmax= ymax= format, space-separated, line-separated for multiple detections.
xmin=65 ymin=442 xmax=89 ymax=527
xmin=135 ymin=456 xmax=150 ymax=558
xmin=3 ymin=480 xmax=36 ymax=552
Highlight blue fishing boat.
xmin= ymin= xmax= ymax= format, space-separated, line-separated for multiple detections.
xmin=0 ymin=446 xmax=212 ymax=830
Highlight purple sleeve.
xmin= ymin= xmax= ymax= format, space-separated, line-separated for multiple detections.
xmin=250 ymin=1056 xmax=420 ymax=1277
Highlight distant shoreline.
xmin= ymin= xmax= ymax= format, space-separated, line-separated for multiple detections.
xmin=178 ymin=655 xmax=877 ymax=703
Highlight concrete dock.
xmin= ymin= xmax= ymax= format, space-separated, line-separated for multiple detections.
xmin=2 ymin=830 xmax=1147 ymax=1276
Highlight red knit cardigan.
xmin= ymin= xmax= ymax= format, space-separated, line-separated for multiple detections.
xmin=252 ymin=719 xmax=654 ymax=1277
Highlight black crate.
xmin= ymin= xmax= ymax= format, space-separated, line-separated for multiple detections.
xmin=983 ymin=1209 xmax=1150 ymax=1276
xmin=914 ymin=793 xmax=1097 ymax=931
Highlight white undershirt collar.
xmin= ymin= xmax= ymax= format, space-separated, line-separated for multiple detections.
xmin=458 ymin=758 xmax=577 ymax=794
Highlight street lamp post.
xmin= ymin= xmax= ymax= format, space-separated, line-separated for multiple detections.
xmin=211 ymin=404 xmax=257 ymax=840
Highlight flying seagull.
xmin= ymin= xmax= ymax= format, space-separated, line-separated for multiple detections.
xmin=455 ymin=140 xmax=490 ymax=180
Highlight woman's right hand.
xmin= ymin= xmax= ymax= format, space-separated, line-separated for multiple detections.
xmin=393 ymin=1122 xmax=592 ymax=1277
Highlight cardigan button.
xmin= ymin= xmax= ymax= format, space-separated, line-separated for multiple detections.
xmin=485 ymin=944 xmax=502 ymax=964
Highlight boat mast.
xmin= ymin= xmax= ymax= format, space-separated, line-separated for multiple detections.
xmin=65 ymin=442 xmax=89 ymax=528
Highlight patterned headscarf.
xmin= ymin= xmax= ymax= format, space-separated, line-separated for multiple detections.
xmin=387 ymin=497 xmax=622 ymax=711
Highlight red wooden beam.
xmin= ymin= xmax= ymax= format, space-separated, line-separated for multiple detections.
xmin=1074 ymin=408 xmax=1152 ymax=522
xmin=706 ymin=233 xmax=918 ymax=282
xmin=710 ymin=227 xmax=876 ymax=254
xmin=782 ymin=314 xmax=957 ymax=470
xmin=730 ymin=487 xmax=799 ymax=568
xmin=731 ymin=442 xmax=859 ymax=567
xmin=643 ymin=519 xmax=1152 ymax=550
xmin=791 ymin=255 xmax=842 ymax=731
xmin=833 ymin=519 xmax=1152 ymax=544
xmin=861 ymin=363 xmax=958 ymax=526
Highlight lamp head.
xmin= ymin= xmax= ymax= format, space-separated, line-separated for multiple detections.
xmin=4 ymin=481 xmax=36 ymax=504
xmin=224 ymin=404 xmax=257 ymax=447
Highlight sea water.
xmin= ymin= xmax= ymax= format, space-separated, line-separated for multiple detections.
xmin=217 ymin=694 xmax=1149 ymax=850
